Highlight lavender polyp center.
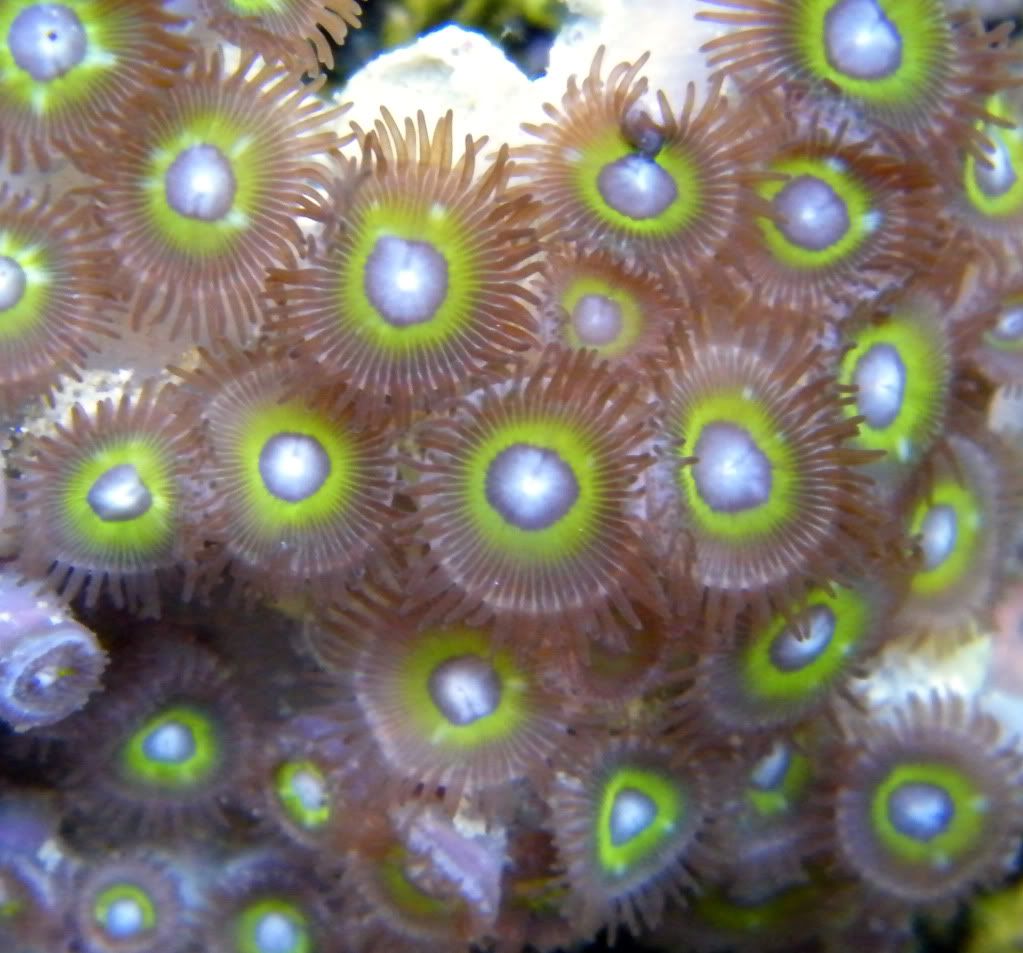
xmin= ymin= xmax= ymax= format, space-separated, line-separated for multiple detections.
xmin=165 ymin=145 xmax=238 ymax=222
xmin=993 ymin=304 xmax=1023 ymax=342
xmin=87 ymin=464 xmax=153 ymax=523
xmin=258 ymin=432 xmax=331 ymax=504
xmin=0 ymin=257 xmax=27 ymax=312
xmin=485 ymin=443 xmax=580 ymax=531
xmin=920 ymin=504 xmax=958 ymax=571
xmin=142 ymin=720 xmax=196 ymax=764
xmin=769 ymin=604 xmax=837 ymax=672
xmin=623 ymin=107 xmax=665 ymax=158
xmin=824 ymin=0 xmax=903 ymax=81
xmin=854 ymin=342 xmax=907 ymax=430
xmin=8 ymin=4 xmax=87 ymax=82
xmin=291 ymin=769 xmax=326 ymax=812
xmin=254 ymin=911 xmax=301 ymax=953
xmin=750 ymin=741 xmax=792 ymax=791
xmin=691 ymin=421 xmax=773 ymax=513
xmin=572 ymin=293 xmax=624 ymax=347
xmin=105 ymin=896 xmax=146 ymax=938
xmin=364 ymin=235 xmax=449 ymax=327
xmin=887 ymin=780 xmax=955 ymax=841
xmin=774 ymin=175 xmax=851 ymax=251
xmin=427 ymin=654 xmax=502 ymax=726
xmin=20 ymin=629 xmax=85 ymax=698
xmin=597 ymin=154 xmax=678 ymax=221
xmin=609 ymin=787 xmax=658 ymax=846
xmin=974 ymin=133 xmax=1018 ymax=199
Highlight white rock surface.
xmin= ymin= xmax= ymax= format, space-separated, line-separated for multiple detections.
xmin=337 ymin=0 xmax=729 ymax=156
xmin=339 ymin=25 xmax=535 ymax=155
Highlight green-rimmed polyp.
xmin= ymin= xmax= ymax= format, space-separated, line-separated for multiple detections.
xmin=964 ymin=95 xmax=1023 ymax=219
xmin=62 ymin=434 xmax=178 ymax=565
xmin=274 ymin=759 xmax=331 ymax=832
xmin=838 ymin=306 xmax=948 ymax=471
xmin=907 ymin=478 xmax=982 ymax=599
xmin=979 ymin=292 xmax=1023 ymax=388
xmin=746 ymin=741 xmax=812 ymax=818
xmin=234 ymin=400 xmax=357 ymax=538
xmin=399 ymin=626 xmax=528 ymax=750
xmin=144 ymin=110 xmax=259 ymax=256
xmin=595 ymin=765 xmax=685 ymax=879
xmin=466 ymin=416 xmax=601 ymax=563
xmin=0 ymin=1 xmax=128 ymax=115
xmin=119 ymin=704 xmax=221 ymax=790
xmin=692 ymin=880 xmax=821 ymax=936
xmin=870 ymin=762 xmax=987 ymax=869
xmin=234 ymin=898 xmax=312 ymax=953
xmin=985 ymin=294 xmax=1023 ymax=355
xmin=340 ymin=195 xmax=477 ymax=351
xmin=575 ymin=127 xmax=698 ymax=234
xmin=792 ymin=0 xmax=947 ymax=107
xmin=93 ymin=882 xmax=157 ymax=939
xmin=737 ymin=582 xmax=872 ymax=715
xmin=559 ymin=274 xmax=644 ymax=355
xmin=757 ymin=156 xmax=875 ymax=269
xmin=379 ymin=847 xmax=460 ymax=920
xmin=0 ymin=227 xmax=51 ymax=341
xmin=676 ymin=391 xmax=795 ymax=541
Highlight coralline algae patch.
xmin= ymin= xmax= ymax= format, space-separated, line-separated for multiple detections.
xmin=0 ymin=2 xmax=1021 ymax=953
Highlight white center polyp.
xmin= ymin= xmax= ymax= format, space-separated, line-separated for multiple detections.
xmin=291 ymin=769 xmax=326 ymax=813
xmin=920 ymin=503 xmax=958 ymax=571
xmin=572 ymin=293 xmax=624 ymax=347
xmin=255 ymin=912 xmax=300 ymax=953
xmin=142 ymin=721 xmax=196 ymax=764
xmin=994 ymin=304 xmax=1023 ymax=342
xmin=1 ymin=625 xmax=101 ymax=732
xmin=7 ymin=4 xmax=87 ymax=82
xmin=364 ymin=235 xmax=449 ymax=327
xmin=609 ymin=787 xmax=658 ymax=846
xmin=165 ymin=144 xmax=237 ymax=222
xmin=974 ymin=133 xmax=1018 ymax=199
xmin=623 ymin=105 xmax=665 ymax=158
xmin=105 ymin=896 xmax=146 ymax=938
xmin=768 ymin=604 xmax=837 ymax=672
xmin=691 ymin=421 xmax=772 ymax=514
xmin=854 ymin=341 xmax=907 ymax=430
xmin=86 ymin=463 xmax=153 ymax=523
xmin=30 ymin=666 xmax=57 ymax=690
xmin=887 ymin=780 xmax=956 ymax=842
xmin=774 ymin=175 xmax=851 ymax=252
xmin=823 ymin=0 xmax=903 ymax=81
xmin=596 ymin=154 xmax=678 ymax=221
xmin=258 ymin=432 xmax=331 ymax=504
xmin=0 ymin=256 xmax=27 ymax=311
xmin=750 ymin=740 xmax=792 ymax=791
xmin=484 ymin=443 xmax=580 ymax=531
xmin=427 ymin=654 xmax=502 ymax=726
xmin=20 ymin=628 xmax=85 ymax=698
